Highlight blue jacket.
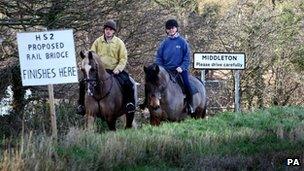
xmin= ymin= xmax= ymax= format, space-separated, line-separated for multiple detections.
xmin=156 ymin=35 xmax=191 ymax=71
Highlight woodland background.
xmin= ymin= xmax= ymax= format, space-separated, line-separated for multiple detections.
xmin=0 ymin=0 xmax=303 ymax=137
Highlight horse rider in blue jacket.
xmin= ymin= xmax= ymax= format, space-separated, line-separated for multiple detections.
xmin=140 ymin=19 xmax=194 ymax=114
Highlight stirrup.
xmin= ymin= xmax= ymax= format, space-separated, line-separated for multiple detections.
xmin=126 ymin=102 xmax=135 ymax=113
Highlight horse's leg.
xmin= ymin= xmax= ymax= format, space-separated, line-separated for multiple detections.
xmin=201 ymin=105 xmax=207 ymax=118
xmin=125 ymin=112 xmax=134 ymax=129
xmin=85 ymin=114 xmax=95 ymax=130
xmin=106 ymin=118 xmax=116 ymax=131
xmin=150 ymin=114 xmax=161 ymax=126
xmin=191 ymin=107 xmax=205 ymax=119
xmin=200 ymin=101 xmax=208 ymax=118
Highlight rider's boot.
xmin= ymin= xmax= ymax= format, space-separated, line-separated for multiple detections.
xmin=186 ymin=92 xmax=194 ymax=114
xmin=124 ymin=81 xmax=136 ymax=114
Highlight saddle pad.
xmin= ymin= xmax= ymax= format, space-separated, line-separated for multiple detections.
xmin=166 ymin=70 xmax=198 ymax=95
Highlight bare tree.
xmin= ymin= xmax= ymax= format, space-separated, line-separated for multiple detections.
xmin=213 ymin=0 xmax=304 ymax=109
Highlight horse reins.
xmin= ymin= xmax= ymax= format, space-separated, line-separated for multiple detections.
xmin=165 ymin=69 xmax=179 ymax=84
xmin=99 ymin=75 xmax=113 ymax=100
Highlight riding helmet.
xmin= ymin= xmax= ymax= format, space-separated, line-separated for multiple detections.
xmin=165 ymin=19 xmax=179 ymax=29
xmin=104 ymin=20 xmax=117 ymax=31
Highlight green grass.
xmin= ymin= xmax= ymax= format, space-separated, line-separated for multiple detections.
xmin=1 ymin=106 xmax=304 ymax=170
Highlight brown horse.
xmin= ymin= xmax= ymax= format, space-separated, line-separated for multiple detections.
xmin=144 ymin=63 xmax=207 ymax=125
xmin=79 ymin=50 xmax=136 ymax=130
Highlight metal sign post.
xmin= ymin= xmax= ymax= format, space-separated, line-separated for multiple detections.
xmin=200 ymin=70 xmax=206 ymax=82
xmin=234 ymin=70 xmax=241 ymax=112
xmin=194 ymin=52 xmax=246 ymax=112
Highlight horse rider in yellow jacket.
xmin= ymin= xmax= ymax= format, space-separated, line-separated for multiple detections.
xmin=77 ymin=19 xmax=136 ymax=115
xmin=90 ymin=30 xmax=127 ymax=73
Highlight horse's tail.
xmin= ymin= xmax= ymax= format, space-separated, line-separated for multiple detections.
xmin=129 ymin=77 xmax=139 ymax=106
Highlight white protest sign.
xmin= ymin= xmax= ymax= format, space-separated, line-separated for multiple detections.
xmin=194 ymin=52 xmax=246 ymax=70
xmin=17 ymin=29 xmax=78 ymax=86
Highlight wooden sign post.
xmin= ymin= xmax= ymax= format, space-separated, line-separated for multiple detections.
xmin=48 ymin=84 xmax=57 ymax=138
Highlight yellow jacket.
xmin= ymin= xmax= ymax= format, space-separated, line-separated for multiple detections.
xmin=90 ymin=35 xmax=127 ymax=71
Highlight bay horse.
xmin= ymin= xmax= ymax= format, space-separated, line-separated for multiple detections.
xmin=79 ymin=50 xmax=137 ymax=130
xmin=144 ymin=63 xmax=207 ymax=125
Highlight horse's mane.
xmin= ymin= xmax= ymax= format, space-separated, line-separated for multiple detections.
xmin=85 ymin=51 xmax=106 ymax=72
xmin=90 ymin=51 xmax=104 ymax=67
xmin=144 ymin=63 xmax=161 ymax=85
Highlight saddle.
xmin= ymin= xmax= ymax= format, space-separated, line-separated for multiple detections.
xmin=167 ymin=70 xmax=198 ymax=95
xmin=106 ymin=69 xmax=133 ymax=89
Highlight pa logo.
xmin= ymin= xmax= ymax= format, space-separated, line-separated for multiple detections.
xmin=286 ymin=158 xmax=301 ymax=166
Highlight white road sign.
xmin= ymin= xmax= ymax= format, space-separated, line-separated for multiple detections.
xmin=194 ymin=52 xmax=246 ymax=69
xmin=17 ymin=29 xmax=78 ymax=86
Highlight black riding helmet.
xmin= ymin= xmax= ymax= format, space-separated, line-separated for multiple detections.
xmin=165 ymin=19 xmax=179 ymax=29
xmin=104 ymin=20 xmax=117 ymax=31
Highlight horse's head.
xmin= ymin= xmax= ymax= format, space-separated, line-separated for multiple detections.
xmin=144 ymin=64 xmax=168 ymax=110
xmin=80 ymin=50 xmax=100 ymax=96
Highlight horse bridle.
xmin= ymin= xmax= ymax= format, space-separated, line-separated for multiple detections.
xmin=84 ymin=75 xmax=113 ymax=100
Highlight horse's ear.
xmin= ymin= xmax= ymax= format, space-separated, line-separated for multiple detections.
xmin=80 ymin=51 xmax=85 ymax=59
xmin=144 ymin=66 xmax=148 ymax=73
xmin=154 ymin=64 xmax=160 ymax=74
xmin=88 ymin=51 xmax=93 ymax=60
